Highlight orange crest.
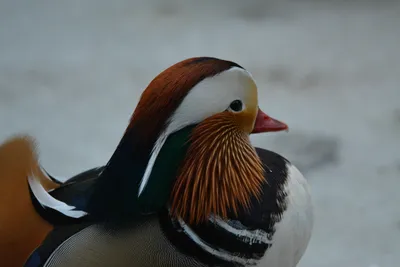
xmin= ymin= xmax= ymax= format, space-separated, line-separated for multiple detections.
xmin=170 ymin=112 xmax=265 ymax=224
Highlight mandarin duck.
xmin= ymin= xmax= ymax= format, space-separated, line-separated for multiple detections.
xmin=17 ymin=57 xmax=312 ymax=267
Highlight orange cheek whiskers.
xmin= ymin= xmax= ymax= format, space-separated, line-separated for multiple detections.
xmin=170 ymin=113 xmax=265 ymax=225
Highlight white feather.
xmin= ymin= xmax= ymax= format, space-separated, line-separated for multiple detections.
xmin=177 ymin=217 xmax=258 ymax=266
xmin=209 ymin=216 xmax=272 ymax=245
xmin=256 ymin=163 xmax=313 ymax=267
xmin=138 ymin=133 xmax=168 ymax=196
xmin=28 ymin=174 xmax=87 ymax=218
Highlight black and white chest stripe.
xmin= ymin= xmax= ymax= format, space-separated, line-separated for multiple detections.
xmin=27 ymin=149 xmax=307 ymax=267
xmin=160 ymin=148 xmax=290 ymax=267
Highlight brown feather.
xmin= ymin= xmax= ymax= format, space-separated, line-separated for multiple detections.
xmin=170 ymin=112 xmax=265 ymax=224
xmin=0 ymin=136 xmax=57 ymax=266
xmin=125 ymin=57 xmax=241 ymax=152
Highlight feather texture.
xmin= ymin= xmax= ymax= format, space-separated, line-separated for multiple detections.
xmin=171 ymin=112 xmax=265 ymax=224
xmin=28 ymin=174 xmax=87 ymax=218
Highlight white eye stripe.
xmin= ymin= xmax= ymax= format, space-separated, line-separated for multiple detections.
xmin=138 ymin=67 xmax=255 ymax=195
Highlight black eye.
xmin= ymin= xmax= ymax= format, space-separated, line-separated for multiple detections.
xmin=229 ymin=100 xmax=243 ymax=112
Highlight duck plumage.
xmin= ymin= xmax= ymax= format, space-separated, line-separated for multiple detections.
xmin=26 ymin=148 xmax=312 ymax=267
xmin=0 ymin=57 xmax=313 ymax=267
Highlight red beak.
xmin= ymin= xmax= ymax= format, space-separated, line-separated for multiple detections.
xmin=251 ymin=108 xmax=289 ymax=134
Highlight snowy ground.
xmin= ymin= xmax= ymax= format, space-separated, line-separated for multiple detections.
xmin=1 ymin=1 xmax=399 ymax=266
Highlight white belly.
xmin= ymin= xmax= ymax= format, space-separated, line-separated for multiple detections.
xmin=256 ymin=163 xmax=314 ymax=267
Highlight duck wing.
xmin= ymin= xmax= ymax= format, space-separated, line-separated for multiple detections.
xmin=29 ymin=166 xmax=105 ymax=225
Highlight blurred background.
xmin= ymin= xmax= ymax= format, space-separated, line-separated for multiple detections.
xmin=0 ymin=0 xmax=399 ymax=266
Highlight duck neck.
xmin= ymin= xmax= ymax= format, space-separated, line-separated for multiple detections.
xmin=87 ymin=125 xmax=195 ymax=221
xmin=86 ymin=134 xmax=146 ymax=220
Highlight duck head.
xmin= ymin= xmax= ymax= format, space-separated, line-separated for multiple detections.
xmin=88 ymin=57 xmax=288 ymax=223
